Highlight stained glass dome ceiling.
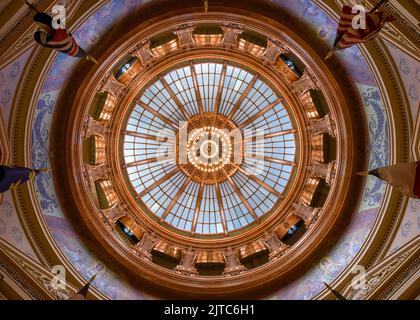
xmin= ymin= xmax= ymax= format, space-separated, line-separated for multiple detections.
xmin=122 ymin=61 xmax=298 ymax=235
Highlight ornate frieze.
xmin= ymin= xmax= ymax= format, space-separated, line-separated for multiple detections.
xmin=0 ymin=239 xmax=78 ymax=300
xmin=345 ymin=245 xmax=418 ymax=300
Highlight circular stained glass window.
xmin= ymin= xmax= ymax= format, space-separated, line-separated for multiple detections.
xmin=122 ymin=61 xmax=297 ymax=235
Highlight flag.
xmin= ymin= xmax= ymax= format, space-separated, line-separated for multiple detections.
xmin=325 ymin=1 xmax=394 ymax=59
xmin=69 ymin=275 xmax=96 ymax=300
xmin=32 ymin=13 xmax=97 ymax=63
xmin=323 ymin=282 xmax=347 ymax=300
xmin=364 ymin=162 xmax=420 ymax=199
xmin=0 ymin=165 xmax=47 ymax=194
xmin=336 ymin=7 xmax=394 ymax=50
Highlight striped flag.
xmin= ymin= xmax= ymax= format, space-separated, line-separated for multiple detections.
xmin=359 ymin=162 xmax=420 ymax=199
xmin=35 ymin=28 xmax=88 ymax=58
xmin=33 ymin=13 xmax=97 ymax=63
xmin=335 ymin=6 xmax=394 ymax=50
xmin=325 ymin=2 xmax=394 ymax=59
xmin=0 ymin=165 xmax=47 ymax=193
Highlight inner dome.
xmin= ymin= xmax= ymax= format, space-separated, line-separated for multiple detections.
xmin=122 ymin=61 xmax=297 ymax=235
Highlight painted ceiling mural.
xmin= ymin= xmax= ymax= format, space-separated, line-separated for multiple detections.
xmin=4 ymin=0 xmax=418 ymax=299
xmin=385 ymin=40 xmax=420 ymax=123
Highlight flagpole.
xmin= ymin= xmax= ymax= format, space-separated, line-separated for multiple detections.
xmin=323 ymin=282 xmax=347 ymax=300
xmin=368 ymin=0 xmax=389 ymax=14
xmin=21 ymin=0 xmax=40 ymax=13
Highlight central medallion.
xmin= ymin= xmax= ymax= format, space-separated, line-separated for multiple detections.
xmin=178 ymin=113 xmax=241 ymax=184
xmin=187 ymin=127 xmax=231 ymax=172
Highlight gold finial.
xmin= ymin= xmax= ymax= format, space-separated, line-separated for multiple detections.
xmin=86 ymin=54 xmax=98 ymax=65
xmin=355 ymin=171 xmax=369 ymax=176
xmin=324 ymin=51 xmax=334 ymax=60
xmin=87 ymin=274 xmax=97 ymax=284
xmin=204 ymin=0 xmax=208 ymax=13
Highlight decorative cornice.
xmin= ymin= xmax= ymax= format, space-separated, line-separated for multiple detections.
xmin=343 ymin=238 xmax=419 ymax=300
xmin=0 ymin=238 xmax=78 ymax=300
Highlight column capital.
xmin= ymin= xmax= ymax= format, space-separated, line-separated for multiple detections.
xmin=261 ymin=38 xmax=288 ymax=65
xmin=173 ymin=23 xmax=196 ymax=49
xmin=220 ymin=22 xmax=245 ymax=48
xmin=223 ymin=247 xmax=246 ymax=276
xmin=292 ymin=69 xmax=319 ymax=96
xmin=82 ymin=115 xmax=110 ymax=138
xmin=98 ymin=73 xmax=125 ymax=97
xmin=130 ymin=39 xmax=155 ymax=66
xmin=308 ymin=113 xmax=337 ymax=137
xmin=174 ymin=248 xmax=198 ymax=276
xmin=264 ymin=232 xmax=289 ymax=261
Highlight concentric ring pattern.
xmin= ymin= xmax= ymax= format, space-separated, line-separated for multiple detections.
xmin=122 ymin=61 xmax=297 ymax=235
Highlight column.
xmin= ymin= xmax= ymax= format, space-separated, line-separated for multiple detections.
xmin=132 ymin=233 xmax=156 ymax=262
xmin=131 ymin=39 xmax=155 ymax=66
xmin=174 ymin=248 xmax=198 ymax=276
xmin=261 ymin=38 xmax=288 ymax=65
xmin=173 ymin=23 xmax=196 ymax=49
xmin=292 ymin=69 xmax=319 ymax=96
xmin=308 ymin=114 xmax=337 ymax=137
xmin=98 ymin=73 xmax=125 ymax=97
xmin=223 ymin=247 xmax=245 ymax=276
xmin=82 ymin=115 xmax=109 ymax=138
xmin=292 ymin=201 xmax=321 ymax=230
xmin=264 ymin=232 xmax=289 ymax=261
xmin=84 ymin=163 xmax=110 ymax=185
xmin=98 ymin=204 xmax=127 ymax=231
xmin=308 ymin=161 xmax=337 ymax=186
xmin=220 ymin=22 xmax=244 ymax=48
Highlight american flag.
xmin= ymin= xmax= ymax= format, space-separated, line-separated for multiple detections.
xmin=334 ymin=5 xmax=395 ymax=50
xmin=325 ymin=2 xmax=394 ymax=59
